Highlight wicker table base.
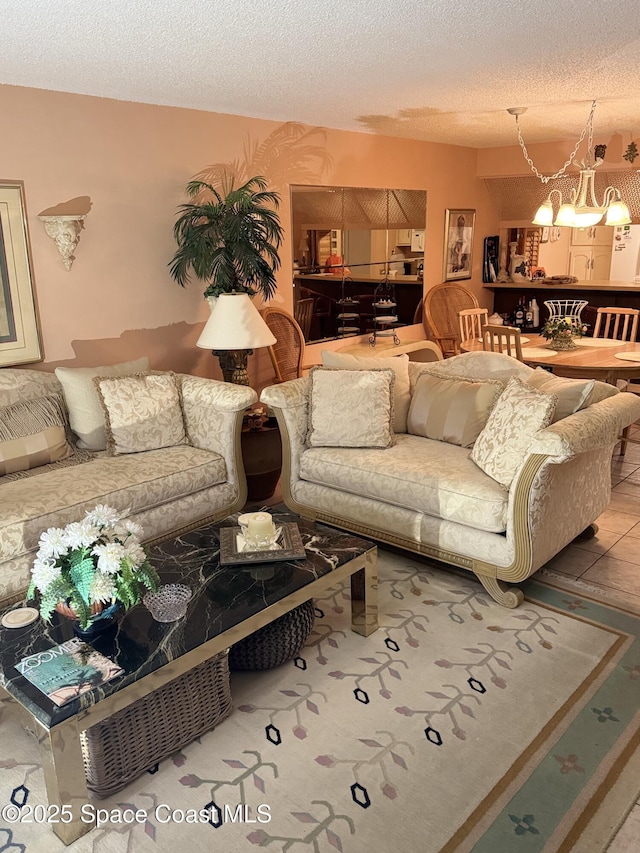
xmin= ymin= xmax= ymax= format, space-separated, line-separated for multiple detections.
xmin=229 ymin=600 xmax=315 ymax=671
xmin=81 ymin=651 xmax=231 ymax=798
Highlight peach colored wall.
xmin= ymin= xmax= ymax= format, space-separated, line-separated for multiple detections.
xmin=478 ymin=134 xmax=631 ymax=179
xmin=1 ymin=84 xmax=498 ymax=389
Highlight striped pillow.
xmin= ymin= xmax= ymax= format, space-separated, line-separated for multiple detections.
xmin=0 ymin=393 xmax=73 ymax=475
xmin=0 ymin=426 xmax=72 ymax=475
xmin=407 ymin=372 xmax=504 ymax=447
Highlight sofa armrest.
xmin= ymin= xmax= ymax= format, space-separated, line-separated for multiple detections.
xmin=180 ymin=376 xmax=257 ymax=488
xmin=260 ymin=379 xmax=310 ymax=486
xmin=529 ymin=392 xmax=640 ymax=462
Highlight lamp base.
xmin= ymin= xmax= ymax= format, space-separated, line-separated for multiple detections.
xmin=214 ymin=349 xmax=253 ymax=385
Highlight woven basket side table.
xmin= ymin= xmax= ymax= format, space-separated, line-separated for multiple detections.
xmin=229 ymin=600 xmax=315 ymax=671
xmin=81 ymin=651 xmax=231 ymax=798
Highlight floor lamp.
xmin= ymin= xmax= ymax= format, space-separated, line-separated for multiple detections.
xmin=196 ymin=293 xmax=276 ymax=385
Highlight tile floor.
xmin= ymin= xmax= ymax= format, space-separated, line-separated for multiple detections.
xmin=246 ymin=426 xmax=640 ymax=850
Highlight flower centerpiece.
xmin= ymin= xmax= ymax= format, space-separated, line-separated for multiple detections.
xmin=28 ymin=505 xmax=160 ymax=629
xmin=541 ymin=316 xmax=588 ymax=350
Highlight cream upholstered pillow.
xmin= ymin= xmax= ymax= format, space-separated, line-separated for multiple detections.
xmin=93 ymin=372 xmax=188 ymax=456
xmin=321 ymin=350 xmax=410 ymax=433
xmin=471 ymin=377 xmax=557 ymax=487
xmin=407 ymin=371 xmax=503 ymax=447
xmin=0 ymin=394 xmax=72 ymax=474
xmin=55 ymin=357 xmax=150 ymax=450
xmin=307 ymin=367 xmax=395 ymax=448
xmin=526 ymin=367 xmax=595 ymax=423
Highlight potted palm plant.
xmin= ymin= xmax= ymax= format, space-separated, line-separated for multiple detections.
xmin=169 ymin=175 xmax=284 ymax=300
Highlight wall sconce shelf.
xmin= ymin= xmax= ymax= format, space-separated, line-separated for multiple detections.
xmin=38 ymin=214 xmax=86 ymax=270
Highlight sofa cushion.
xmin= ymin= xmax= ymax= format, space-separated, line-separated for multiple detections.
xmin=321 ymin=350 xmax=411 ymax=432
xmin=307 ymin=367 xmax=395 ymax=448
xmin=471 ymin=377 xmax=557 ymax=487
xmin=299 ymin=433 xmax=509 ymax=533
xmin=0 ymin=445 xmax=227 ymax=563
xmin=525 ymin=367 xmax=594 ymax=422
xmin=94 ymin=372 xmax=188 ymax=455
xmin=407 ymin=371 xmax=503 ymax=447
xmin=55 ymin=357 xmax=150 ymax=451
xmin=0 ymin=394 xmax=73 ymax=475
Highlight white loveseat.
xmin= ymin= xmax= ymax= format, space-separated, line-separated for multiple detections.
xmin=0 ymin=368 xmax=256 ymax=607
xmin=261 ymin=352 xmax=640 ymax=607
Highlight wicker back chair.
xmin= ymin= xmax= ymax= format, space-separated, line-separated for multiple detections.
xmin=423 ymin=283 xmax=479 ymax=357
xmin=260 ymin=307 xmax=306 ymax=383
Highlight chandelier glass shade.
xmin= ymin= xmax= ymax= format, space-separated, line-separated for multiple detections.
xmin=510 ymin=101 xmax=632 ymax=229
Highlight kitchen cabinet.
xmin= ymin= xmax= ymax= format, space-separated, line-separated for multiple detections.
xmin=396 ymin=229 xmax=412 ymax=246
xmin=411 ymin=229 xmax=425 ymax=252
xmin=571 ymin=226 xmax=614 ymax=247
xmin=569 ymin=245 xmax=613 ymax=280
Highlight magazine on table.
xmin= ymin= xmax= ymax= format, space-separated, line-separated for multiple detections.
xmin=15 ymin=637 xmax=124 ymax=706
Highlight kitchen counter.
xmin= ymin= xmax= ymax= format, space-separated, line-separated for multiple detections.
xmin=485 ymin=280 xmax=640 ymax=292
xmin=296 ymin=274 xmax=422 ymax=284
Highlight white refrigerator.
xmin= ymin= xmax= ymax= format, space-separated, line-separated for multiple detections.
xmin=610 ymin=225 xmax=640 ymax=281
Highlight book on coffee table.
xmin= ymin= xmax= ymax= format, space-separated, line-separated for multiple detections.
xmin=15 ymin=638 xmax=124 ymax=706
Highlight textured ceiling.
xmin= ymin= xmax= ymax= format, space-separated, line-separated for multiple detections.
xmin=2 ymin=0 xmax=640 ymax=149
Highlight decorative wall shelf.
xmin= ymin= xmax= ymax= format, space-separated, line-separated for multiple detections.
xmin=38 ymin=214 xmax=86 ymax=270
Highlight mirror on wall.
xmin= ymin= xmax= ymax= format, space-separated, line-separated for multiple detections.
xmin=291 ymin=185 xmax=427 ymax=343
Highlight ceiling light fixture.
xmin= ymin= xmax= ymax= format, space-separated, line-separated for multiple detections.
xmin=508 ymin=101 xmax=631 ymax=228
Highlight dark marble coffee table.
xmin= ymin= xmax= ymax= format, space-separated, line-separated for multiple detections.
xmin=0 ymin=510 xmax=377 ymax=844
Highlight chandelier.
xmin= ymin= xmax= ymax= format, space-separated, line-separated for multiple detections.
xmin=508 ymin=100 xmax=631 ymax=228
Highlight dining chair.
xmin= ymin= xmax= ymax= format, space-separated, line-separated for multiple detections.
xmin=293 ymin=297 xmax=314 ymax=340
xmin=458 ymin=308 xmax=489 ymax=345
xmin=481 ymin=324 xmax=524 ymax=361
xmin=423 ymin=283 xmax=479 ymax=357
xmin=592 ymin=307 xmax=640 ymax=341
xmin=591 ymin=307 xmax=640 ymax=456
xmin=260 ymin=307 xmax=306 ymax=383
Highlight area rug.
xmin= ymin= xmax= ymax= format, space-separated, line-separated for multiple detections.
xmin=2 ymin=549 xmax=640 ymax=853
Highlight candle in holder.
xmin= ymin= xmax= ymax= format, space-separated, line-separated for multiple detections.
xmin=246 ymin=512 xmax=275 ymax=540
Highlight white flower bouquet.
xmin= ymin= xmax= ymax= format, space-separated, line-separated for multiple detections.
xmin=28 ymin=504 xmax=160 ymax=628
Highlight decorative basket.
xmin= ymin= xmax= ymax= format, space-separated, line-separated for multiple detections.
xmin=81 ymin=651 xmax=231 ymax=797
xmin=229 ymin=600 xmax=315 ymax=671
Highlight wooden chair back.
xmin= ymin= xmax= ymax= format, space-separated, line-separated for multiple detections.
xmin=481 ymin=324 xmax=524 ymax=361
xmin=260 ymin=307 xmax=306 ymax=383
xmin=422 ymin=283 xmax=479 ymax=357
xmin=293 ymin=298 xmax=314 ymax=340
xmin=458 ymin=308 xmax=489 ymax=344
xmin=592 ymin=307 xmax=640 ymax=342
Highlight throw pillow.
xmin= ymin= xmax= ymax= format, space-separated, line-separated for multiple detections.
xmin=0 ymin=394 xmax=72 ymax=474
xmin=93 ymin=372 xmax=188 ymax=456
xmin=55 ymin=357 xmax=150 ymax=451
xmin=471 ymin=377 xmax=557 ymax=487
xmin=407 ymin=371 xmax=504 ymax=447
xmin=307 ymin=367 xmax=395 ymax=448
xmin=321 ymin=350 xmax=410 ymax=433
xmin=525 ymin=367 xmax=595 ymax=423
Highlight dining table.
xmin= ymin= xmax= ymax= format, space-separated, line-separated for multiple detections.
xmin=460 ymin=333 xmax=640 ymax=385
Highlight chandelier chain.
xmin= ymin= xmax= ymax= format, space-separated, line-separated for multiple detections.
xmin=515 ymin=100 xmax=597 ymax=184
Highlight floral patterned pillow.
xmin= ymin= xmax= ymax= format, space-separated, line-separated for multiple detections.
xmin=93 ymin=372 xmax=188 ymax=455
xmin=307 ymin=368 xmax=395 ymax=448
xmin=471 ymin=377 xmax=557 ymax=487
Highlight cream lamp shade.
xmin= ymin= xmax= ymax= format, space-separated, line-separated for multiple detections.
xmin=196 ymin=292 xmax=276 ymax=385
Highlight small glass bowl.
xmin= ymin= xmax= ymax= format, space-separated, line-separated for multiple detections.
xmin=143 ymin=584 xmax=192 ymax=622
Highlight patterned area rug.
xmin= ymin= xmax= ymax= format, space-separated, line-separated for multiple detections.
xmin=2 ymin=549 xmax=640 ymax=853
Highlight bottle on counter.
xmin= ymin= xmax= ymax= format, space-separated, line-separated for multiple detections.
xmin=530 ymin=297 xmax=540 ymax=329
xmin=513 ymin=297 xmax=526 ymax=329
xmin=525 ymin=301 xmax=534 ymax=330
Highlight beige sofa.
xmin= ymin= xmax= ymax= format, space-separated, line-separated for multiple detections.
xmin=0 ymin=368 xmax=256 ymax=607
xmin=262 ymin=352 xmax=640 ymax=607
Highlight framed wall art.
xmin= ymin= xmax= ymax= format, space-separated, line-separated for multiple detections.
xmin=0 ymin=182 xmax=42 ymax=365
xmin=443 ymin=208 xmax=475 ymax=281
